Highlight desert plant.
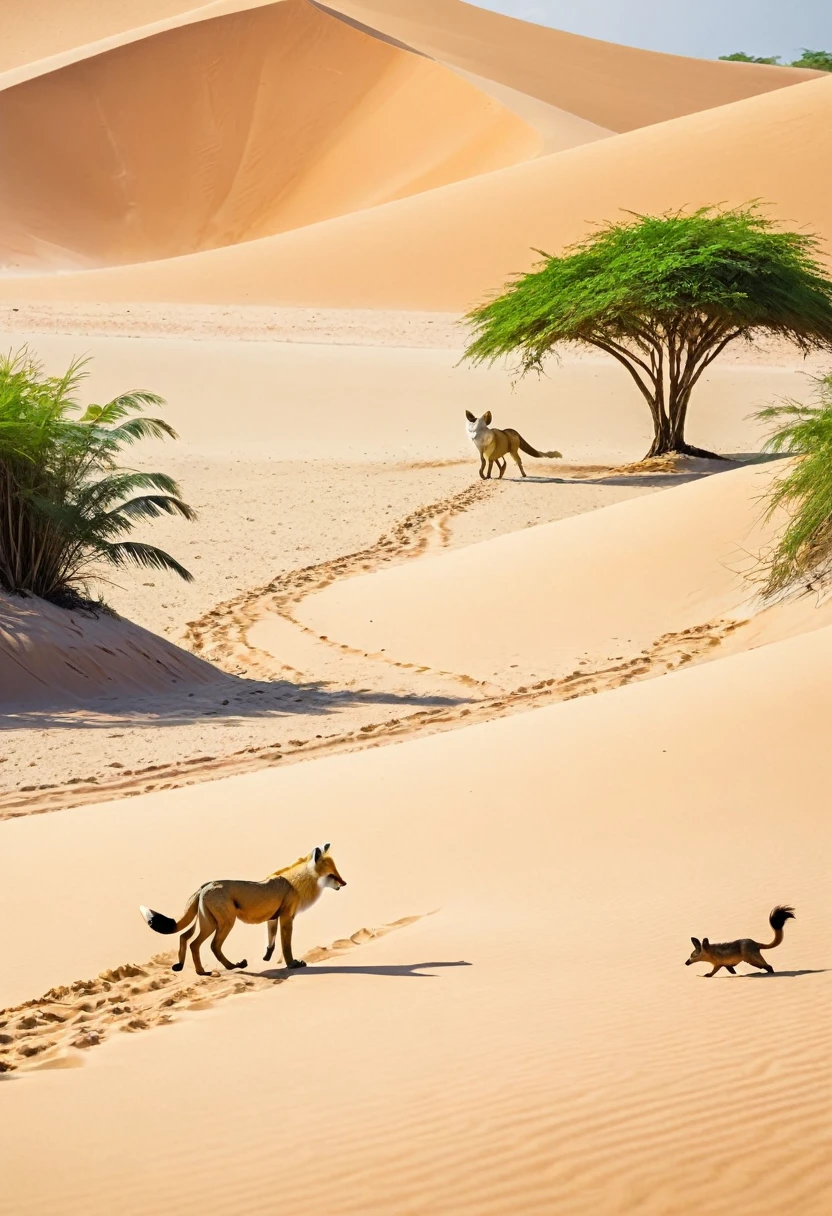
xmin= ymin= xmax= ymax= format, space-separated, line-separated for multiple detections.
xmin=719 ymin=51 xmax=781 ymax=64
xmin=0 ymin=349 xmax=194 ymax=606
xmin=757 ymin=373 xmax=832 ymax=595
xmin=719 ymin=48 xmax=832 ymax=70
xmin=790 ymin=49 xmax=832 ymax=71
xmin=463 ymin=206 xmax=832 ymax=459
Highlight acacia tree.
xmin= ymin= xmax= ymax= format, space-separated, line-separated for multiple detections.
xmin=463 ymin=207 xmax=832 ymax=460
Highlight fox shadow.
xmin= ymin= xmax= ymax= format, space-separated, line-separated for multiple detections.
xmin=712 ymin=968 xmax=828 ymax=979
xmin=255 ymin=960 xmax=472 ymax=982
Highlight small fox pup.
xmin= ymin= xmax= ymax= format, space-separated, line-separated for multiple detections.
xmin=139 ymin=844 xmax=346 ymax=976
xmin=465 ymin=410 xmax=562 ymax=479
xmin=685 ymin=905 xmax=795 ymax=976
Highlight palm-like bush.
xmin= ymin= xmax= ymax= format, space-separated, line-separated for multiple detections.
xmin=0 ymin=350 xmax=194 ymax=606
xmin=758 ymin=374 xmax=832 ymax=596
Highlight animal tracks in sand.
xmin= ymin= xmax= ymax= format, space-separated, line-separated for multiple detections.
xmin=182 ymin=480 xmax=491 ymax=684
xmin=0 ymin=915 xmax=426 ymax=1077
xmin=0 ymin=474 xmax=750 ymax=821
xmin=0 ymin=616 xmax=746 ymax=821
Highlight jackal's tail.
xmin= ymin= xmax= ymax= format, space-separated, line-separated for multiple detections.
xmin=517 ymin=434 xmax=562 ymax=460
xmin=139 ymin=889 xmax=201 ymax=935
xmin=761 ymin=904 xmax=795 ymax=950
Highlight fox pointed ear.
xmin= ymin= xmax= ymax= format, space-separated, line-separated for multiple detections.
xmin=483 ymin=410 xmax=492 ymax=425
xmin=702 ymin=937 xmax=710 ymax=949
xmin=322 ymin=842 xmax=331 ymax=854
xmin=465 ymin=410 xmax=476 ymax=422
xmin=691 ymin=937 xmax=701 ymax=950
xmin=313 ymin=847 xmax=322 ymax=864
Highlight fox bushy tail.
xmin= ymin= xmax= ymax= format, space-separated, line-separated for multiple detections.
xmin=517 ymin=434 xmax=562 ymax=460
xmin=139 ymin=889 xmax=201 ymax=935
xmin=762 ymin=904 xmax=795 ymax=950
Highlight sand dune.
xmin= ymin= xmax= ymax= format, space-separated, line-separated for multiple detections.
xmin=2 ymin=4 xmax=830 ymax=1214
xmin=0 ymin=1 xmax=278 ymax=77
xmin=290 ymin=462 xmax=785 ymax=685
xmin=0 ymin=591 xmax=222 ymax=710
xmin=1 ymin=623 xmax=829 ymax=1213
xmin=0 ymin=1 xmax=546 ymax=272
xmin=326 ymin=0 xmax=819 ymax=129
xmin=6 ymin=72 xmax=829 ymax=307
xmin=0 ymin=0 xmax=821 ymax=282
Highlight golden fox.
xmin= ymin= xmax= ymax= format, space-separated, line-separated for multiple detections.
xmin=139 ymin=844 xmax=346 ymax=975
xmin=685 ymin=905 xmax=795 ymax=976
xmin=465 ymin=410 xmax=562 ymax=479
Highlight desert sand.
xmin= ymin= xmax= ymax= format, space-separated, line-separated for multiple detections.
xmin=1 ymin=2 xmax=830 ymax=1214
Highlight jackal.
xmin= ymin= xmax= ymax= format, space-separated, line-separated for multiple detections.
xmin=140 ymin=844 xmax=346 ymax=975
xmin=685 ymin=905 xmax=795 ymax=976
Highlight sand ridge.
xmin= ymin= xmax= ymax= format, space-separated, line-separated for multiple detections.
xmin=0 ymin=0 xmax=540 ymax=272
xmin=7 ymin=72 xmax=829 ymax=309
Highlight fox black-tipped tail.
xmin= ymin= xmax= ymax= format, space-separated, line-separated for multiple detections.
xmin=140 ymin=889 xmax=201 ymax=935
xmin=761 ymin=904 xmax=795 ymax=950
xmin=769 ymin=905 xmax=796 ymax=931
xmin=140 ymin=906 xmax=178 ymax=935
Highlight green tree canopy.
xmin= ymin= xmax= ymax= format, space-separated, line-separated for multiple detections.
xmin=719 ymin=48 xmax=832 ymax=70
xmin=719 ymin=51 xmax=781 ymax=64
xmin=0 ymin=350 xmax=194 ymax=607
xmin=790 ymin=49 xmax=832 ymax=71
xmin=463 ymin=206 xmax=832 ymax=460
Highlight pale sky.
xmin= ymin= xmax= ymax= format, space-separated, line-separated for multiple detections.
xmin=474 ymin=1 xmax=832 ymax=63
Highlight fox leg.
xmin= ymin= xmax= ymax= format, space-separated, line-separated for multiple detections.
xmin=726 ymin=965 xmax=737 ymax=974
xmin=172 ymin=922 xmax=197 ymax=971
xmin=485 ymin=458 xmax=495 ymax=479
xmin=281 ymin=913 xmax=306 ymax=969
xmin=210 ymin=916 xmax=247 ymax=971
xmin=189 ymin=908 xmax=218 ymax=976
xmin=509 ymin=448 xmax=527 ymax=478
xmin=264 ymin=918 xmax=278 ymax=962
xmin=478 ymin=454 xmax=487 ymax=480
xmin=496 ymin=457 xmax=507 ymax=479
xmin=745 ymin=952 xmax=774 ymax=974
xmin=705 ymin=965 xmax=723 ymax=977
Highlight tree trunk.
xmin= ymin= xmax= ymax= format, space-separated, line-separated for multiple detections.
xmin=643 ymin=380 xmax=727 ymax=460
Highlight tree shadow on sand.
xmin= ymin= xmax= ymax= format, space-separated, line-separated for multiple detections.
xmin=509 ymin=451 xmax=787 ymax=489
xmin=0 ymin=677 xmax=471 ymax=731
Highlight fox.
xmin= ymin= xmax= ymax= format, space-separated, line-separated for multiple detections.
xmin=139 ymin=843 xmax=346 ymax=976
xmin=465 ymin=409 xmax=562 ymax=479
xmin=685 ymin=905 xmax=795 ymax=976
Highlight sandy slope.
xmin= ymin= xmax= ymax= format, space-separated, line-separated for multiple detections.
xmin=1 ymin=624 xmax=829 ymax=1214
xmin=0 ymin=0 xmax=820 ymax=284
xmin=0 ymin=323 xmax=820 ymax=814
xmin=7 ymin=73 xmax=829 ymax=308
xmin=0 ymin=591 xmax=222 ymax=710
xmin=0 ymin=1 xmax=278 ymax=77
xmin=326 ymin=0 xmax=818 ymax=129
xmin=291 ymin=462 xmax=787 ymax=685
xmin=0 ymin=1 xmax=541 ymax=271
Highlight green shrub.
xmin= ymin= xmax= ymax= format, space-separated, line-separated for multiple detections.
xmin=0 ymin=350 xmax=194 ymax=608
